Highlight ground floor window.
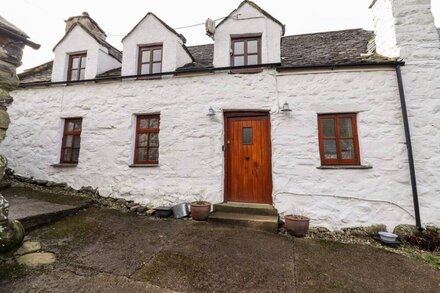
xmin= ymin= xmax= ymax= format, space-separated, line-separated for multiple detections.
xmin=134 ymin=114 xmax=160 ymax=164
xmin=60 ymin=118 xmax=82 ymax=164
xmin=318 ymin=113 xmax=360 ymax=165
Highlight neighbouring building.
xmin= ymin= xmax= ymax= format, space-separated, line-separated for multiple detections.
xmin=0 ymin=15 xmax=39 ymax=251
xmin=2 ymin=0 xmax=439 ymax=230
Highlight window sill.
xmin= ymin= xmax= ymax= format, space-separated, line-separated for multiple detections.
xmin=51 ymin=163 xmax=78 ymax=168
xmin=316 ymin=165 xmax=372 ymax=170
xmin=129 ymin=164 xmax=160 ymax=168
xmin=229 ymin=67 xmax=263 ymax=74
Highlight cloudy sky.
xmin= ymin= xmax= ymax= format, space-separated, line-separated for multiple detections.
xmin=4 ymin=0 xmax=440 ymax=72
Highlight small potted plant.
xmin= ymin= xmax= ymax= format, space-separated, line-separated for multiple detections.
xmin=284 ymin=209 xmax=310 ymax=237
xmin=190 ymin=199 xmax=211 ymax=221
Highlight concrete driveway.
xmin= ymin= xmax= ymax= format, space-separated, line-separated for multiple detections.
xmin=1 ymin=207 xmax=439 ymax=292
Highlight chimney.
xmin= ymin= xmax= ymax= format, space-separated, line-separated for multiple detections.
xmin=65 ymin=12 xmax=107 ymax=42
xmin=370 ymin=0 xmax=440 ymax=61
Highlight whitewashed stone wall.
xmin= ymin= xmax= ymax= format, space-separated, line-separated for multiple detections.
xmin=372 ymin=0 xmax=440 ymax=228
xmin=2 ymin=68 xmax=435 ymax=230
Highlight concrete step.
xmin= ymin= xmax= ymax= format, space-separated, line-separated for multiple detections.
xmin=209 ymin=212 xmax=279 ymax=233
xmin=213 ymin=202 xmax=278 ymax=216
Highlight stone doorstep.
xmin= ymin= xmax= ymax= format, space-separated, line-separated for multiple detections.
xmin=213 ymin=202 xmax=278 ymax=216
xmin=209 ymin=212 xmax=279 ymax=233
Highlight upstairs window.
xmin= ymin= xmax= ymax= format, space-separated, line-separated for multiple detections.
xmin=67 ymin=53 xmax=86 ymax=81
xmin=134 ymin=115 xmax=160 ymax=165
xmin=61 ymin=118 xmax=82 ymax=164
xmin=138 ymin=45 xmax=163 ymax=75
xmin=231 ymin=36 xmax=261 ymax=67
xmin=318 ymin=113 xmax=360 ymax=166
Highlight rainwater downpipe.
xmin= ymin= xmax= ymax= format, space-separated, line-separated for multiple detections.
xmin=395 ymin=64 xmax=422 ymax=229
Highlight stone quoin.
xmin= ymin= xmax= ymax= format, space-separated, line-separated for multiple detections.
xmin=1 ymin=0 xmax=439 ymax=230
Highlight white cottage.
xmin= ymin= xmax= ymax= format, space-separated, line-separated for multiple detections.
xmin=3 ymin=0 xmax=440 ymax=231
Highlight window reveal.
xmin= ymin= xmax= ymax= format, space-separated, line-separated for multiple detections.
xmin=61 ymin=118 xmax=82 ymax=164
xmin=318 ymin=113 xmax=360 ymax=166
xmin=231 ymin=36 xmax=261 ymax=67
xmin=134 ymin=115 xmax=160 ymax=164
xmin=138 ymin=45 xmax=163 ymax=75
xmin=67 ymin=53 xmax=86 ymax=81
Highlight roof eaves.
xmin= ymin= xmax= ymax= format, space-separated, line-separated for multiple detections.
xmin=122 ymin=12 xmax=187 ymax=43
xmin=216 ymin=0 xmax=285 ymax=35
xmin=52 ymin=22 xmax=122 ymax=62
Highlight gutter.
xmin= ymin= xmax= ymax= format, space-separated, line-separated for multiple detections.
xmin=395 ymin=64 xmax=422 ymax=229
xmin=19 ymin=61 xmax=403 ymax=88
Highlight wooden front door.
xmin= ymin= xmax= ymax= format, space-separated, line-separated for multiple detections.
xmin=224 ymin=112 xmax=273 ymax=204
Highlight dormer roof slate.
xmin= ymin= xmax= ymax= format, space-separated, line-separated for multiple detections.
xmin=52 ymin=22 xmax=122 ymax=62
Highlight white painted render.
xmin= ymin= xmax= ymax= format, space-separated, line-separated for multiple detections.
xmin=4 ymin=67 xmax=437 ymax=230
xmin=121 ymin=14 xmax=193 ymax=76
xmin=213 ymin=2 xmax=283 ymax=67
xmin=51 ymin=25 xmax=120 ymax=82
xmin=372 ymin=0 xmax=440 ymax=229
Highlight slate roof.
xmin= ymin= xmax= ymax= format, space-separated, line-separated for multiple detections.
xmin=21 ymin=28 xmax=397 ymax=84
xmin=18 ymin=61 xmax=53 ymax=83
xmin=0 ymin=15 xmax=40 ymax=49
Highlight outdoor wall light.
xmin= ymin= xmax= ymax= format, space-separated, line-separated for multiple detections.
xmin=207 ymin=106 xmax=216 ymax=117
xmin=281 ymin=102 xmax=292 ymax=113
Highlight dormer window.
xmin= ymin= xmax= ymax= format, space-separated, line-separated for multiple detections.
xmin=67 ymin=53 xmax=87 ymax=81
xmin=231 ymin=36 xmax=261 ymax=67
xmin=138 ymin=44 xmax=163 ymax=75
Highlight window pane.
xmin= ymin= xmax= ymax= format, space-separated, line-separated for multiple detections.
xmin=149 ymin=133 xmax=159 ymax=147
xmin=138 ymin=134 xmax=148 ymax=147
xmin=72 ymin=149 xmax=80 ymax=162
xmin=72 ymin=57 xmax=79 ymax=68
xmin=67 ymin=121 xmax=75 ymax=131
xmin=234 ymin=42 xmax=244 ymax=55
xmin=64 ymin=149 xmax=72 ymax=161
xmin=148 ymin=148 xmax=159 ymax=162
xmin=339 ymin=118 xmax=353 ymax=138
xmin=79 ymin=69 xmax=85 ymax=80
xmin=80 ymin=56 xmax=87 ymax=68
xmin=323 ymin=140 xmax=337 ymax=159
xmin=149 ymin=118 xmax=159 ymax=128
xmin=234 ymin=56 xmax=245 ymax=66
xmin=141 ymin=64 xmax=150 ymax=75
xmin=152 ymin=63 xmax=162 ymax=74
xmin=248 ymin=40 xmax=258 ymax=54
xmin=70 ymin=69 xmax=78 ymax=81
xmin=137 ymin=148 xmax=147 ymax=161
xmin=140 ymin=119 xmax=149 ymax=129
xmin=247 ymin=55 xmax=258 ymax=65
xmin=65 ymin=135 xmax=73 ymax=147
xmin=142 ymin=50 xmax=151 ymax=63
xmin=242 ymin=127 xmax=253 ymax=145
xmin=322 ymin=119 xmax=335 ymax=137
xmin=74 ymin=121 xmax=82 ymax=131
xmin=73 ymin=135 xmax=81 ymax=148
xmin=153 ymin=49 xmax=162 ymax=62
xmin=341 ymin=139 xmax=355 ymax=159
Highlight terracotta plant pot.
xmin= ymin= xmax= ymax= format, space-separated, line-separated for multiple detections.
xmin=190 ymin=201 xmax=211 ymax=221
xmin=284 ymin=215 xmax=310 ymax=237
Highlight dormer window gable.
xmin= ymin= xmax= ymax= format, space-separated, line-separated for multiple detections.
xmin=121 ymin=13 xmax=194 ymax=76
xmin=51 ymin=12 xmax=121 ymax=82
xmin=213 ymin=1 xmax=285 ymax=69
